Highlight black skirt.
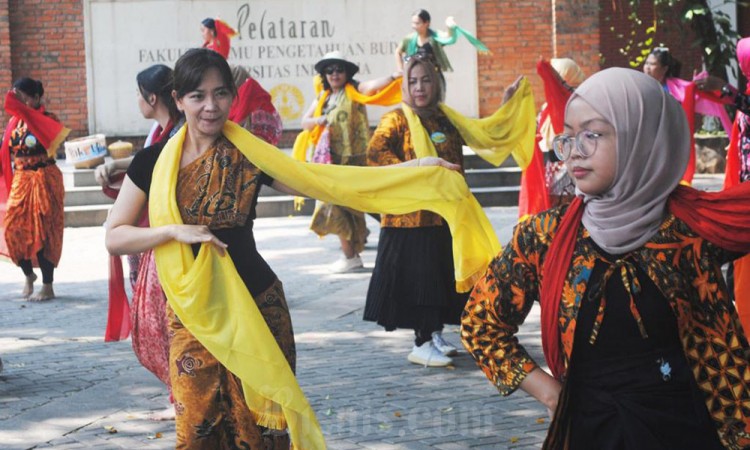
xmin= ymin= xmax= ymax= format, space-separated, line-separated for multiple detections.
xmin=363 ymin=224 xmax=469 ymax=331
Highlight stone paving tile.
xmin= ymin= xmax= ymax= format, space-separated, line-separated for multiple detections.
xmin=0 ymin=207 xmax=554 ymax=449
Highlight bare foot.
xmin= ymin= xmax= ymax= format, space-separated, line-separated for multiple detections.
xmin=29 ymin=283 xmax=55 ymax=302
xmin=21 ymin=273 xmax=37 ymax=299
xmin=148 ymin=406 xmax=175 ymax=421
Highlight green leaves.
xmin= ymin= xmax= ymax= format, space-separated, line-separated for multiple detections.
xmin=608 ymin=0 xmax=742 ymax=77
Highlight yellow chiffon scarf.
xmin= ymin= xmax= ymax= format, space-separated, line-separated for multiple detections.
xmin=402 ymin=77 xmax=536 ymax=168
xmin=292 ymin=78 xmax=403 ymax=162
xmin=150 ymin=121 xmax=500 ymax=449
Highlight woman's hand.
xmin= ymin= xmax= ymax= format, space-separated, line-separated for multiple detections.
xmin=94 ymin=161 xmax=118 ymax=186
xmin=170 ymin=224 xmax=228 ymax=256
xmin=502 ymin=76 xmax=524 ymax=105
xmin=693 ymin=73 xmax=726 ymax=91
xmin=445 ymin=16 xmax=457 ymax=28
xmin=317 ymin=116 xmax=327 ymax=127
xmin=519 ymin=367 xmax=563 ymax=420
xmin=416 ymin=156 xmax=461 ymax=171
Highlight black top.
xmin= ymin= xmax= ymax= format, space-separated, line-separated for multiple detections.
xmin=567 ymin=241 xmax=722 ymax=450
xmin=127 ymin=141 xmax=278 ymax=297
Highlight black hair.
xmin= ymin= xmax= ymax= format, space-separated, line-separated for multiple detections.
xmin=649 ymin=48 xmax=681 ymax=78
xmin=413 ymin=9 xmax=431 ymax=23
xmin=136 ymin=64 xmax=181 ymax=122
xmin=13 ymin=77 xmax=44 ymax=98
xmin=318 ymin=64 xmax=357 ymax=92
xmin=173 ymin=48 xmax=237 ymax=99
xmin=202 ymin=18 xmax=215 ymax=30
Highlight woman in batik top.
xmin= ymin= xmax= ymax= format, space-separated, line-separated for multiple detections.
xmin=105 ymin=48 xmax=459 ymax=450
xmin=107 ymin=48 xmax=297 ymax=450
xmin=462 ymin=68 xmax=750 ymax=449
xmin=365 ymin=54 xmax=529 ymax=368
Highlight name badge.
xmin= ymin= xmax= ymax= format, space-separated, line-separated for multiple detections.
xmin=430 ymin=131 xmax=446 ymax=144
xmin=24 ymin=135 xmax=38 ymax=148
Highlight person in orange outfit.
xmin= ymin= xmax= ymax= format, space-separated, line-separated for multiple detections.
xmin=0 ymin=78 xmax=69 ymax=301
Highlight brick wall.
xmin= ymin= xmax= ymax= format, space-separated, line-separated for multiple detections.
xmin=0 ymin=0 xmax=11 ymax=105
xmin=599 ymin=0 xmax=703 ymax=77
xmin=7 ymin=0 xmax=88 ymax=139
xmin=476 ymin=0 xmax=554 ymax=115
xmin=475 ymin=0 xmax=600 ymax=114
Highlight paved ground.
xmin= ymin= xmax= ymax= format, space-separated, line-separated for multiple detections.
xmin=0 ymin=205 xmax=553 ymax=450
xmin=0 ymin=175 xmax=724 ymax=450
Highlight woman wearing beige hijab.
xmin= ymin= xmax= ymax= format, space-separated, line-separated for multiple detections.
xmin=463 ymin=68 xmax=750 ymax=449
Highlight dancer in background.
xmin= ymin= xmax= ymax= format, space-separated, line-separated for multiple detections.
xmin=365 ymin=54 xmax=535 ymax=367
xmin=297 ymin=51 xmax=401 ymax=273
xmin=95 ymin=64 xmax=183 ymax=421
xmin=395 ymin=9 xmax=488 ymax=73
xmin=229 ymin=65 xmax=283 ymax=146
xmin=518 ymin=57 xmax=585 ymax=219
xmin=201 ymin=17 xmax=237 ymax=60
xmin=0 ymin=77 xmax=69 ymax=301
xmin=643 ymin=47 xmax=732 ymax=183
xmin=695 ymin=37 xmax=750 ymax=342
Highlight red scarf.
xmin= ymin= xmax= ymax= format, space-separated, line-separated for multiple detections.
xmin=518 ymin=60 xmax=571 ymax=218
xmin=541 ymin=184 xmax=750 ymax=379
xmin=104 ymin=119 xmax=174 ymax=342
xmin=680 ymin=82 xmax=697 ymax=184
xmin=228 ymin=77 xmax=274 ymax=124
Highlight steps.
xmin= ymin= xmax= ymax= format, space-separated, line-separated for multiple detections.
xmin=62 ymin=148 xmax=522 ymax=227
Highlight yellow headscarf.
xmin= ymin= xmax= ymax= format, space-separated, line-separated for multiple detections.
xmin=150 ymin=121 xmax=500 ymax=449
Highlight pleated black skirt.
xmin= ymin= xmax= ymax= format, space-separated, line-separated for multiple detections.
xmin=363 ymin=224 xmax=469 ymax=331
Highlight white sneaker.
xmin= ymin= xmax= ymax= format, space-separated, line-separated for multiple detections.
xmin=329 ymin=255 xmax=363 ymax=273
xmin=431 ymin=331 xmax=458 ymax=356
xmin=407 ymin=341 xmax=453 ymax=367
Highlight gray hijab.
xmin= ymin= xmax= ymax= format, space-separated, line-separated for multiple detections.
xmin=568 ymin=68 xmax=690 ymax=254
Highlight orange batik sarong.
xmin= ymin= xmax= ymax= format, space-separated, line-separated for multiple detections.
xmin=3 ymin=158 xmax=64 ymax=266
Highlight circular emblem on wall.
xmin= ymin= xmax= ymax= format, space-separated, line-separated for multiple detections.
xmin=270 ymin=84 xmax=305 ymax=121
xmin=24 ymin=135 xmax=37 ymax=148
xmin=430 ymin=131 xmax=447 ymax=144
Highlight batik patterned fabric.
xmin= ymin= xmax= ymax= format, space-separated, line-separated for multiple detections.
xmin=367 ymin=108 xmax=464 ymax=228
xmin=169 ymin=279 xmax=294 ymax=449
xmin=131 ymin=249 xmax=170 ymax=392
xmin=309 ymin=88 xmax=370 ymax=248
xmin=3 ymin=117 xmax=63 ymax=265
xmin=176 ymin=136 xmax=262 ymax=228
xmin=462 ymin=204 xmax=750 ymax=449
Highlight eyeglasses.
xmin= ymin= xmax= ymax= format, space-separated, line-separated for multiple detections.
xmin=324 ymin=65 xmax=345 ymax=75
xmin=552 ymin=130 xmax=603 ymax=161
